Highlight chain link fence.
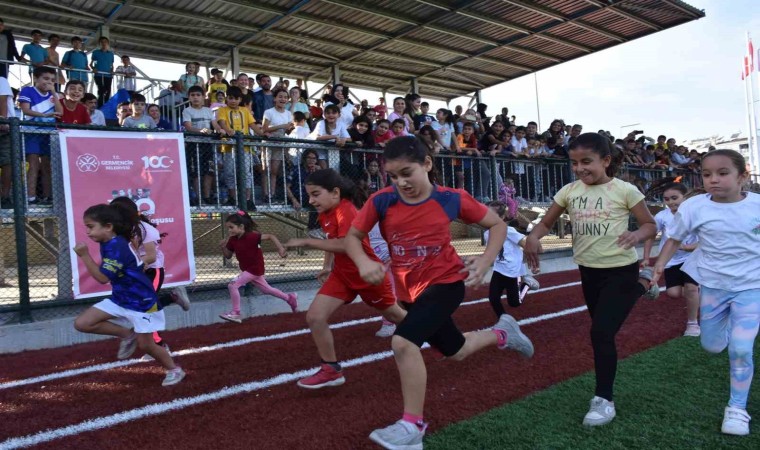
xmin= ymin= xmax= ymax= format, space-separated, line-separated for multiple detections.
xmin=3 ymin=118 xmax=718 ymax=324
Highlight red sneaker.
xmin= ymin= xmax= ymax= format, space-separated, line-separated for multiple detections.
xmin=297 ymin=364 xmax=345 ymax=389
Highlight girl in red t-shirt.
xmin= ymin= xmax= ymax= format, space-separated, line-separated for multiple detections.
xmin=219 ymin=211 xmax=297 ymax=323
xmin=284 ymin=169 xmax=407 ymax=390
xmin=346 ymin=136 xmax=535 ymax=449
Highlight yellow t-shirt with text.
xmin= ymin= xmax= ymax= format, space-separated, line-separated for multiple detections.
xmin=554 ymin=178 xmax=645 ymax=268
xmin=217 ymin=106 xmax=256 ymax=153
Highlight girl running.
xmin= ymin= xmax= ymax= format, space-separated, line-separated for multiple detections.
xmin=109 ymin=197 xmax=190 ymax=359
xmin=346 ymin=136 xmax=534 ymax=449
xmin=485 ymin=200 xmax=540 ymax=319
xmin=641 ymin=182 xmax=700 ymax=337
xmin=524 ymin=132 xmax=659 ymax=427
xmin=284 ymin=169 xmax=407 ymax=389
xmin=72 ymin=203 xmax=185 ymax=386
xmin=219 ymin=211 xmax=298 ymax=323
xmin=651 ymin=150 xmax=760 ymax=436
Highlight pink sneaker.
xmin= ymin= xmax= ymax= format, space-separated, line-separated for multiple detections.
xmin=219 ymin=311 xmax=242 ymax=323
xmin=285 ymin=293 xmax=298 ymax=313
xmin=297 ymin=364 xmax=345 ymax=389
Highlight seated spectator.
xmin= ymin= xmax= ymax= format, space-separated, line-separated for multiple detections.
xmin=116 ymin=101 xmax=131 ymax=126
xmin=373 ymin=119 xmax=393 ymax=148
xmin=82 ymin=93 xmax=105 ymax=126
xmin=114 ymin=55 xmax=137 ymax=92
xmin=122 ymin=93 xmax=155 ymax=129
xmin=148 ymin=104 xmax=172 ymax=130
xmin=61 ymin=37 xmax=89 ymax=83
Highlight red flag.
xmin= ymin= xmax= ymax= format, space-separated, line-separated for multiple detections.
xmin=745 ymin=56 xmax=750 ymax=78
xmin=750 ymin=38 xmax=755 ymax=72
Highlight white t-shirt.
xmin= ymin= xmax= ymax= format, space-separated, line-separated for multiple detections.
xmin=182 ymin=106 xmax=215 ymax=131
xmin=431 ymin=121 xmax=454 ymax=149
xmin=654 ymin=208 xmax=698 ymax=268
xmin=369 ymin=223 xmax=390 ymax=263
xmin=0 ymin=77 xmax=15 ymax=118
xmin=139 ymin=222 xmax=165 ymax=270
xmin=90 ymin=109 xmax=106 ymax=126
xmin=308 ymin=120 xmax=350 ymax=141
xmin=263 ymin=107 xmax=293 ymax=138
xmin=668 ymin=192 xmax=760 ymax=291
xmin=485 ymin=226 xmax=528 ymax=278
xmin=289 ymin=125 xmax=310 ymax=140
xmin=510 ymin=137 xmax=529 ymax=174
xmin=326 ymin=101 xmax=356 ymax=129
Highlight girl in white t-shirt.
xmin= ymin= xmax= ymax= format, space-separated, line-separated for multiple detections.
xmin=262 ymin=88 xmax=294 ymax=201
xmin=485 ymin=201 xmax=540 ymax=318
xmin=642 ymin=182 xmax=700 ymax=337
xmin=653 ymin=150 xmax=760 ymax=437
xmin=308 ymin=104 xmax=351 ymax=167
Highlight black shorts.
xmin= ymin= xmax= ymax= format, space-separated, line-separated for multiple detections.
xmin=395 ymin=281 xmax=466 ymax=357
xmin=186 ymin=142 xmax=218 ymax=176
xmin=663 ymin=263 xmax=698 ymax=289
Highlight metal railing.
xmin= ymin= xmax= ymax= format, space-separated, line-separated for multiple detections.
xmin=0 ymin=118 xmax=712 ymax=324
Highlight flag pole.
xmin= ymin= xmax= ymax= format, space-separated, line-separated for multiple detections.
xmin=746 ymin=32 xmax=760 ymax=176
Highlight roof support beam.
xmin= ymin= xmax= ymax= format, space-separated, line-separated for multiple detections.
xmin=129 ymin=1 xmax=254 ymax=31
xmin=581 ymin=0 xmax=662 ymax=31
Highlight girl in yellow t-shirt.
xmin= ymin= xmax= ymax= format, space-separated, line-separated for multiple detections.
xmin=524 ymin=132 xmax=658 ymax=428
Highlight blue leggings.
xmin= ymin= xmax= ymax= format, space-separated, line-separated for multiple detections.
xmin=700 ymin=286 xmax=760 ymax=409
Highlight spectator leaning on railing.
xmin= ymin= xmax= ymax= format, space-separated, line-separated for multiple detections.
xmin=0 ymin=18 xmax=22 ymax=79
xmin=61 ymin=36 xmax=89 ymax=83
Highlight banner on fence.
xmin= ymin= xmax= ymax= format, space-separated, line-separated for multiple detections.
xmin=59 ymin=130 xmax=196 ymax=299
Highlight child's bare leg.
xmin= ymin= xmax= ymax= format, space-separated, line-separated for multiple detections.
xmin=137 ymin=334 xmax=176 ymax=369
xmin=448 ymin=329 xmax=498 ymax=361
xmin=684 ymin=283 xmax=700 ymax=323
xmin=305 ymin=295 xmax=345 ymax=362
xmin=74 ymin=307 xmax=132 ymax=338
xmin=41 ymin=156 xmax=52 ymax=198
xmin=392 ymin=335 xmax=426 ymax=416
xmin=381 ymin=304 xmax=407 ymax=324
xmin=26 ymin=156 xmax=39 ymax=199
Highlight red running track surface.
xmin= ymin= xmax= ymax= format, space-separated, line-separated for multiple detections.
xmin=0 ymin=270 xmax=686 ymax=449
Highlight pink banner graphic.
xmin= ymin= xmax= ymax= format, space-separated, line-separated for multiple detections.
xmin=59 ymin=130 xmax=196 ymax=298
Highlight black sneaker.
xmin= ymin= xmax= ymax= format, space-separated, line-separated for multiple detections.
xmin=27 ymin=197 xmax=40 ymax=205
xmin=38 ymin=197 xmax=52 ymax=206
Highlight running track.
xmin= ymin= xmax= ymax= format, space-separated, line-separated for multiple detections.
xmin=0 ymin=270 xmax=685 ymax=449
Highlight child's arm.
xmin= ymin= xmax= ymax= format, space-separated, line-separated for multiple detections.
xmin=317 ymin=252 xmax=334 ymax=284
xmin=220 ymin=238 xmax=234 ymax=259
xmin=617 ymin=200 xmax=657 ymax=250
xmin=680 ymin=242 xmax=698 ymax=252
xmin=262 ymin=233 xmax=287 ymax=258
xmin=217 ymin=118 xmax=235 ymax=136
xmin=641 ymin=237 xmax=655 ymax=267
xmin=73 ymin=244 xmax=110 ymax=284
xmin=651 ymin=237 xmax=683 ymax=286
xmin=141 ymin=241 xmax=157 ymax=266
xmin=517 ymin=236 xmax=543 ymax=253
xmin=462 ymin=209 xmax=507 ymax=286
xmin=525 ymin=203 xmax=566 ymax=271
xmin=284 ymin=237 xmax=347 ymax=254
xmin=346 ymin=226 xmax=386 ymax=285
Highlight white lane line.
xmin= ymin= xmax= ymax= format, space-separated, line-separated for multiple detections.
xmin=0 ymin=304 xmax=587 ymax=450
xmin=0 ymin=281 xmax=583 ymax=391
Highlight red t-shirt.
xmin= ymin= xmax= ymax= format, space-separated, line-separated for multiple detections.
xmin=374 ymin=130 xmax=394 ymax=145
xmin=353 ymin=185 xmax=488 ymax=302
xmin=320 ymin=198 xmax=381 ymax=289
xmin=59 ymin=100 xmax=91 ymax=125
xmin=309 ymin=105 xmax=323 ymax=120
xmin=226 ymin=231 xmax=265 ymax=276
xmin=373 ymin=104 xmax=387 ymax=120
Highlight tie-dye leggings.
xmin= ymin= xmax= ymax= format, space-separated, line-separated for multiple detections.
xmin=700 ymin=286 xmax=760 ymax=409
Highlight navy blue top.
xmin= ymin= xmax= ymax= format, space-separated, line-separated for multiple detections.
xmin=99 ymin=236 xmax=158 ymax=312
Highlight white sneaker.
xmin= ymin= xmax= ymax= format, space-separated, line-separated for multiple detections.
xmin=722 ymin=406 xmax=751 ymax=436
xmin=171 ymin=286 xmax=191 ymax=311
xmin=583 ymin=396 xmax=616 ymax=426
xmin=521 ymin=275 xmax=540 ymax=291
xmin=141 ymin=343 xmax=170 ymax=362
xmin=683 ymin=322 xmax=701 ymax=337
xmin=369 ymin=420 xmax=425 ymax=450
xmin=493 ymin=314 xmax=534 ymax=357
xmin=375 ymin=323 xmax=396 ymax=338
xmin=162 ymin=367 xmax=186 ymax=387
xmin=117 ymin=333 xmax=137 ymax=360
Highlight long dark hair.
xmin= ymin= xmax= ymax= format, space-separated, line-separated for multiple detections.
xmin=225 ymin=210 xmax=258 ymax=233
xmin=569 ymin=132 xmax=623 ymax=177
xmin=384 ymin=135 xmax=440 ymax=184
xmin=83 ymin=203 xmax=139 ymax=242
xmin=305 ymin=168 xmax=366 ymax=208
xmin=110 ymin=196 xmax=167 ymax=247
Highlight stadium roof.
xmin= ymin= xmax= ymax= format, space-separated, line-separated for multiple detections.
xmin=6 ymin=0 xmax=705 ymax=101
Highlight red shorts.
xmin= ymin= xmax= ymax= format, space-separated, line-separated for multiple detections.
xmin=317 ymin=272 xmax=396 ymax=310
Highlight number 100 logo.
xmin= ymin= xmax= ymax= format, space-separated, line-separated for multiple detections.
xmin=142 ymin=156 xmax=173 ymax=169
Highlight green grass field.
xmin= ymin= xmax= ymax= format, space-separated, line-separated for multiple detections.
xmin=428 ymin=336 xmax=759 ymax=449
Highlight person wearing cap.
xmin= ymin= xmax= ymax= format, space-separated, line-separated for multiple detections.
xmin=207 ymin=68 xmax=227 ymax=104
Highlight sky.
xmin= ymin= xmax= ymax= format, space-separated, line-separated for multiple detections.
xmin=9 ymin=0 xmax=760 ymax=142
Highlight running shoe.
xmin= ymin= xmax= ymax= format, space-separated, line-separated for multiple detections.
xmin=297 ymin=364 xmax=345 ymax=389
xmin=162 ymin=367 xmax=186 ymax=387
xmin=141 ymin=343 xmax=170 ymax=362
xmin=117 ymin=333 xmax=138 ymax=360
xmin=722 ymin=406 xmax=751 ymax=436
xmin=683 ymin=322 xmax=701 ymax=337
xmin=375 ymin=322 xmax=397 ymax=338
xmin=285 ymin=293 xmax=298 ymax=313
xmin=369 ymin=419 xmax=426 ymax=450
xmin=219 ymin=311 xmax=242 ymax=323
xmin=493 ymin=314 xmax=534 ymax=357
xmin=171 ymin=286 xmax=191 ymax=311
xmin=521 ymin=275 xmax=540 ymax=291
xmin=638 ymin=267 xmax=660 ymax=300
xmin=583 ymin=396 xmax=616 ymax=426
